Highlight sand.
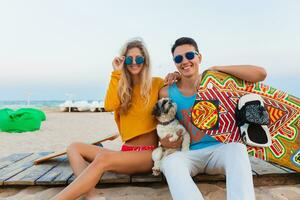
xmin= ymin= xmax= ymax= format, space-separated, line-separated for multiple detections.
xmin=0 ymin=110 xmax=299 ymax=200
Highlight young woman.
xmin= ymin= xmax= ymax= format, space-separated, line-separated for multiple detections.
xmin=52 ymin=39 xmax=176 ymax=200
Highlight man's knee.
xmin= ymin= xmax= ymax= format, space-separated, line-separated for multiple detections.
xmin=223 ymin=143 xmax=251 ymax=167
xmin=160 ymin=152 xmax=188 ymax=174
xmin=225 ymin=143 xmax=248 ymax=157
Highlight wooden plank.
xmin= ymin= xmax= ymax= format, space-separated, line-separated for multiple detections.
xmin=4 ymin=157 xmax=64 ymax=186
xmin=100 ymin=172 xmax=130 ymax=184
xmin=131 ymin=173 xmax=163 ymax=183
xmin=0 ymin=152 xmax=298 ymax=186
xmin=48 ymin=160 xmax=73 ymax=185
xmin=0 ymin=153 xmax=32 ymax=170
xmin=194 ymin=174 xmax=225 ymax=182
xmin=67 ymin=174 xmax=75 ymax=184
xmin=0 ymin=152 xmax=51 ymax=185
xmin=251 ymin=170 xmax=258 ymax=176
xmin=36 ymin=157 xmax=74 ymax=185
xmin=253 ymin=174 xmax=300 ymax=186
xmin=270 ymin=162 xmax=297 ymax=173
xmin=68 ymin=172 xmax=130 ymax=185
xmin=249 ymin=156 xmax=288 ymax=175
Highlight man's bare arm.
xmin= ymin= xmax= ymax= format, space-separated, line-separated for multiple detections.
xmin=159 ymin=85 xmax=169 ymax=99
xmin=210 ymin=65 xmax=267 ymax=82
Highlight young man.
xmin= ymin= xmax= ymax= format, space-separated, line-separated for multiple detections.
xmin=159 ymin=37 xmax=267 ymax=200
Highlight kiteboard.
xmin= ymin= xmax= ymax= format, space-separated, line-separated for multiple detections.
xmin=191 ymin=70 xmax=300 ymax=172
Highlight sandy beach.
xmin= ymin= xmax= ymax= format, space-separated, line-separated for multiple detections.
xmin=0 ymin=110 xmax=299 ymax=200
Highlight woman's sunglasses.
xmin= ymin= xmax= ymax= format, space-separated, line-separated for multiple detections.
xmin=173 ymin=51 xmax=199 ymax=64
xmin=124 ymin=56 xmax=145 ymax=65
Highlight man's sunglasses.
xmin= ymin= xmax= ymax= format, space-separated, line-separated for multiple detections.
xmin=124 ymin=56 xmax=145 ymax=65
xmin=173 ymin=51 xmax=199 ymax=64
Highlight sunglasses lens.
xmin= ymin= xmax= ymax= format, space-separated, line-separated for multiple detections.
xmin=186 ymin=52 xmax=195 ymax=60
xmin=135 ymin=56 xmax=144 ymax=64
xmin=125 ymin=57 xmax=133 ymax=65
xmin=174 ymin=55 xmax=183 ymax=64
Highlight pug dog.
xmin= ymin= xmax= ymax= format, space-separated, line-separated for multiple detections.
xmin=151 ymin=98 xmax=190 ymax=176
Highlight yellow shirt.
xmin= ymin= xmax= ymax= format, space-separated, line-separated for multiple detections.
xmin=104 ymin=70 xmax=164 ymax=142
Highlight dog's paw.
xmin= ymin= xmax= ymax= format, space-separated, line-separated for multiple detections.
xmin=181 ymin=146 xmax=189 ymax=151
xmin=153 ymin=170 xmax=161 ymax=176
xmin=181 ymin=142 xmax=190 ymax=151
xmin=152 ymin=167 xmax=161 ymax=176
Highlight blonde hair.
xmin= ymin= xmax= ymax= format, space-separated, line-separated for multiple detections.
xmin=118 ymin=39 xmax=152 ymax=114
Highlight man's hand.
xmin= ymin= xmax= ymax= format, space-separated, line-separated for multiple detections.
xmin=160 ymin=129 xmax=183 ymax=149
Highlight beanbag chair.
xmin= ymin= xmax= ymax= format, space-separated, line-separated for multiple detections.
xmin=0 ymin=108 xmax=46 ymax=133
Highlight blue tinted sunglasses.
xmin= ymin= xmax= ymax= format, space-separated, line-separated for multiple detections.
xmin=124 ymin=56 xmax=145 ymax=65
xmin=173 ymin=51 xmax=199 ymax=64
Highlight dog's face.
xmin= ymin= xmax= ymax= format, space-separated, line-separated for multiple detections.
xmin=152 ymin=98 xmax=177 ymax=123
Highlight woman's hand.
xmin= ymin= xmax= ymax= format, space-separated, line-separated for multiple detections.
xmin=112 ymin=56 xmax=125 ymax=71
xmin=160 ymin=129 xmax=183 ymax=149
xmin=164 ymin=71 xmax=181 ymax=85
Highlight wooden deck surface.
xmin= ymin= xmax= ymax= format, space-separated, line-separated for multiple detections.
xmin=0 ymin=152 xmax=299 ymax=187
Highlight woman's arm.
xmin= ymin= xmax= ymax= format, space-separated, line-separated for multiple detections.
xmin=104 ymin=57 xmax=125 ymax=111
xmin=104 ymin=70 xmax=121 ymax=111
xmin=210 ymin=65 xmax=267 ymax=82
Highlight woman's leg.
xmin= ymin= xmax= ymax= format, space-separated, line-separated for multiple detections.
xmin=67 ymin=142 xmax=113 ymax=176
xmin=53 ymin=150 xmax=153 ymax=200
xmin=66 ymin=142 xmax=114 ymax=199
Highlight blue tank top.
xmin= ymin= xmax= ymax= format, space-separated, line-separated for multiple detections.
xmin=168 ymin=84 xmax=220 ymax=150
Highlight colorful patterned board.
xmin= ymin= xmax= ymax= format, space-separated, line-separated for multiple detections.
xmin=191 ymin=70 xmax=300 ymax=172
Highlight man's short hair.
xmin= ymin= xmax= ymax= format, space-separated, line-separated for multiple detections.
xmin=171 ymin=37 xmax=199 ymax=54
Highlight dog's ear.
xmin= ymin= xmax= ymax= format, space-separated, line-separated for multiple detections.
xmin=152 ymin=102 xmax=161 ymax=117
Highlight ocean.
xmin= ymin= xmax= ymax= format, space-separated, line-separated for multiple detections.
xmin=0 ymin=100 xmax=66 ymax=109
xmin=0 ymin=100 xmax=105 ymax=109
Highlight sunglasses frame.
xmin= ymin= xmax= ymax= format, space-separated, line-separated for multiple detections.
xmin=124 ymin=56 xmax=145 ymax=65
xmin=173 ymin=51 xmax=199 ymax=64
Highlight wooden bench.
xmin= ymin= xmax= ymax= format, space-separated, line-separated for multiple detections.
xmin=0 ymin=152 xmax=299 ymax=187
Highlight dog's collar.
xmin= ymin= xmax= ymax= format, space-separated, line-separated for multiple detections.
xmin=158 ymin=118 xmax=176 ymax=125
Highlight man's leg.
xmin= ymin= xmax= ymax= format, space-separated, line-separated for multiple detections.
xmin=160 ymin=145 xmax=220 ymax=200
xmin=205 ymin=143 xmax=255 ymax=200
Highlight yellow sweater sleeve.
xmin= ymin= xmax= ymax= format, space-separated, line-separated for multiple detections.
xmin=104 ymin=70 xmax=121 ymax=111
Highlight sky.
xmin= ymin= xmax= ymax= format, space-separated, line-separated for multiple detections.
xmin=0 ymin=0 xmax=299 ymax=101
